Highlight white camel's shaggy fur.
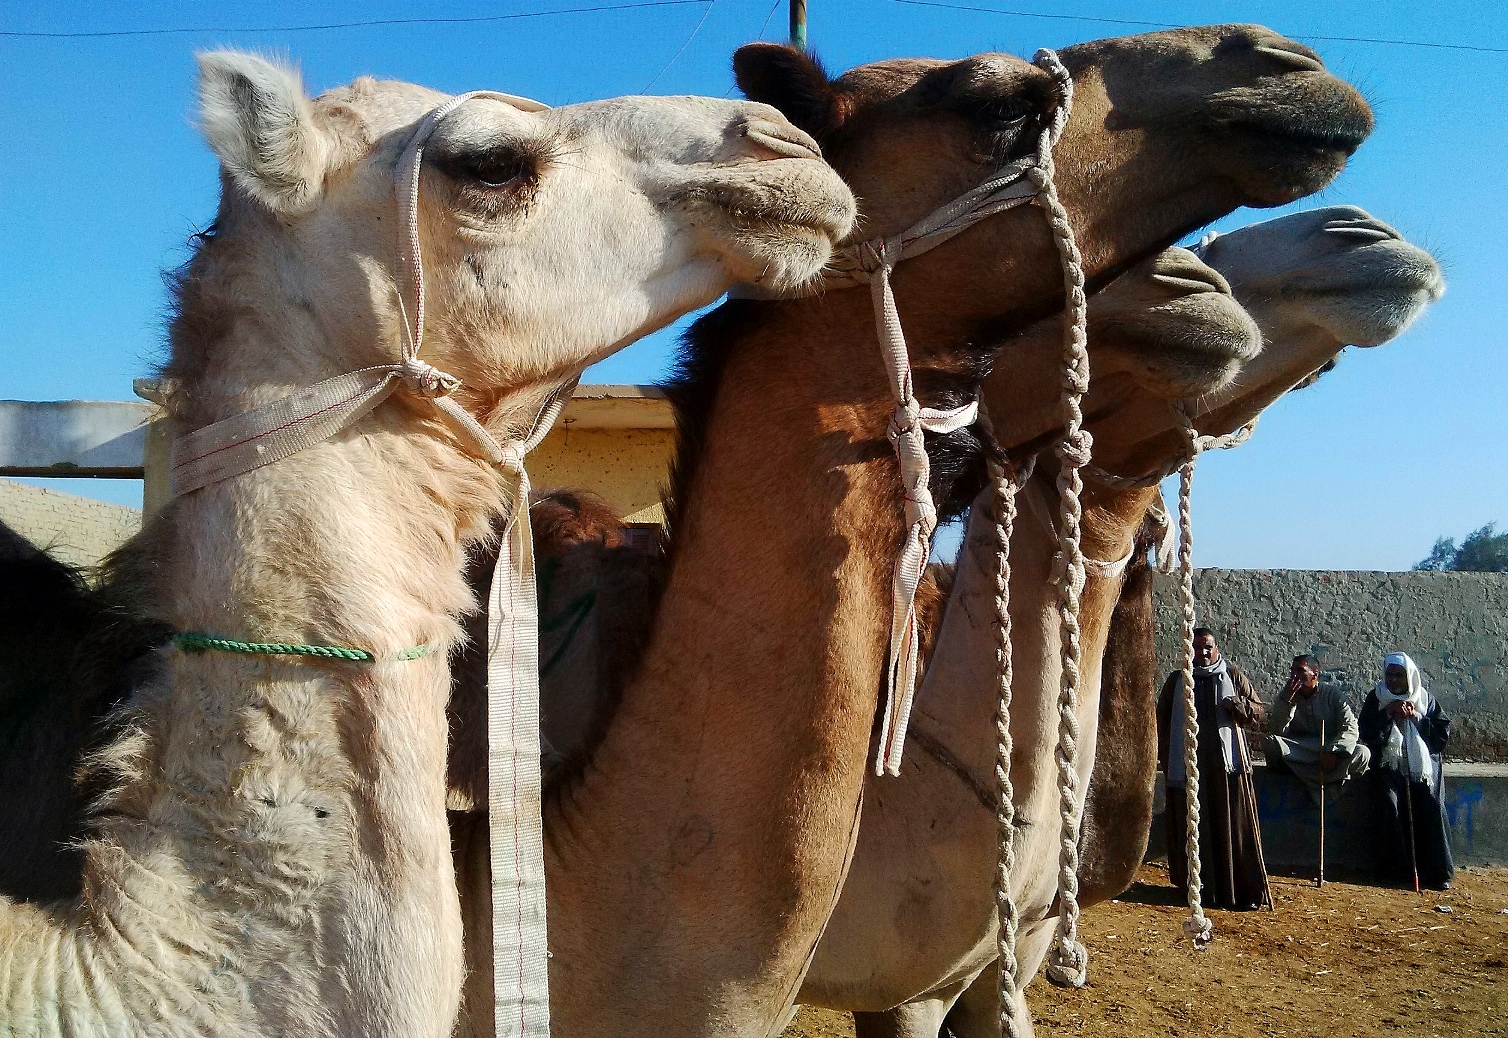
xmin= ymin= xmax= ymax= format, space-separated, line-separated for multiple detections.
xmin=0 ymin=52 xmax=853 ymax=1037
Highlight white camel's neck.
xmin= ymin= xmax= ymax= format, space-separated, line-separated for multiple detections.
xmin=0 ymin=366 xmax=492 ymax=1035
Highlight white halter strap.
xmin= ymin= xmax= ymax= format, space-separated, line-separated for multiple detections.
xmin=863 ymin=50 xmax=1075 ymax=778
xmin=167 ymin=88 xmax=565 ymax=1038
xmin=169 ymin=90 xmax=551 ymax=495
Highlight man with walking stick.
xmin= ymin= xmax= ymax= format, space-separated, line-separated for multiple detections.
xmin=1359 ymin=652 xmax=1455 ymax=891
xmin=1157 ymin=627 xmax=1271 ymax=910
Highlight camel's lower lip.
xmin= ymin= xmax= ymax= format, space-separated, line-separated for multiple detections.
xmin=1225 ymin=117 xmax=1370 ymax=158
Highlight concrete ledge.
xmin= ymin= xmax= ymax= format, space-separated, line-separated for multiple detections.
xmin=1147 ymin=761 xmax=1508 ymax=870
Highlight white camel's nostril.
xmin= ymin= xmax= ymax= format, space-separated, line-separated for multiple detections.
xmin=743 ymin=119 xmax=823 ymax=161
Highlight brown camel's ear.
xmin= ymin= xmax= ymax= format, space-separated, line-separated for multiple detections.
xmin=197 ymin=51 xmax=334 ymax=216
xmin=733 ymin=44 xmax=839 ymax=139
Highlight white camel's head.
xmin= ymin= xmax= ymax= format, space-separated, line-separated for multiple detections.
xmin=1193 ymin=205 xmax=1444 ymax=426
xmin=187 ymin=52 xmax=856 ymax=423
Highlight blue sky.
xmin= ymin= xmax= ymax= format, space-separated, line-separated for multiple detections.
xmin=2 ymin=0 xmax=1503 ymax=570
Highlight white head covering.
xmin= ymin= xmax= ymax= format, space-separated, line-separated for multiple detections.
xmin=1375 ymin=651 xmax=1436 ymax=791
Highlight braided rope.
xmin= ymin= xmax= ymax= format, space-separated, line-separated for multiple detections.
xmin=990 ymin=463 xmax=1023 ymax=1035
xmin=172 ymin=631 xmax=431 ymax=662
xmin=1029 ymin=48 xmax=1090 ymax=992
xmin=1080 ymin=413 xmax=1260 ymax=491
xmin=975 ymin=404 xmax=1030 ymax=1037
xmin=1174 ymin=410 xmax=1215 ymax=946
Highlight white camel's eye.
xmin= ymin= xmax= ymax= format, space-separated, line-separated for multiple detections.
xmin=434 ymin=144 xmax=541 ymax=194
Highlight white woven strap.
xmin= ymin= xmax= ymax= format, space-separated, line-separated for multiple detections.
xmin=872 ymin=241 xmax=980 ymax=775
xmin=486 ymin=378 xmax=575 ymax=1038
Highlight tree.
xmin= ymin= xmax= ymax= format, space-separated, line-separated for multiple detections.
xmin=1414 ymin=523 xmax=1508 ymax=572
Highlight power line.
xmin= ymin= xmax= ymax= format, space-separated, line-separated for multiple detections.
xmin=642 ymin=0 xmax=717 ymax=91
xmin=894 ymin=0 xmax=1508 ymax=55
xmin=0 ymin=1 xmax=709 ymax=40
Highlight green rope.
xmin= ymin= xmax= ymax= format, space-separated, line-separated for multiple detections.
xmin=172 ymin=631 xmax=430 ymax=663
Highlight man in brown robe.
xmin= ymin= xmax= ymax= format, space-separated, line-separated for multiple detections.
xmin=1158 ymin=627 xmax=1270 ymax=910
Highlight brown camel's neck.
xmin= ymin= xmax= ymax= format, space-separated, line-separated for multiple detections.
xmin=543 ymin=291 xmax=939 ymax=1035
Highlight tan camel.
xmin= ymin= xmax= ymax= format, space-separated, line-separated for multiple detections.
xmin=796 ymin=248 xmax=1260 ymax=1037
xmin=812 ymin=208 xmax=1442 ymax=1038
xmin=446 ymin=27 xmax=1373 ymax=1037
xmin=0 ymin=52 xmax=853 ymax=1036
xmin=1075 ymin=205 xmax=1448 ymax=905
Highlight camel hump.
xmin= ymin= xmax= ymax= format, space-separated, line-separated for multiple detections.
xmin=530 ymin=488 xmax=628 ymax=558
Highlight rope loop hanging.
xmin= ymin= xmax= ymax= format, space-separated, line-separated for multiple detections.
xmin=1024 ymin=46 xmax=1092 ymax=992
xmin=1173 ymin=408 xmax=1216 ymax=946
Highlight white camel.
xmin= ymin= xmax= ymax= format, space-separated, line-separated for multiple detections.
xmin=0 ymin=52 xmax=852 ymax=1037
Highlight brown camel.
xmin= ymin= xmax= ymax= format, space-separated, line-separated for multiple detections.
xmin=446 ymin=27 xmax=1372 ymax=1036
xmin=0 ymin=53 xmax=853 ymax=1035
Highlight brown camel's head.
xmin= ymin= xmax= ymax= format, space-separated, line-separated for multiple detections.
xmin=735 ymin=25 xmax=1371 ymax=355
xmin=169 ymin=52 xmax=854 ymax=435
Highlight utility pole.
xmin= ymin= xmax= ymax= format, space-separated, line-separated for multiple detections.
xmin=790 ymin=0 xmax=808 ymax=51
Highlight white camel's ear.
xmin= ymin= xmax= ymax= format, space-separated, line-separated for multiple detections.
xmin=197 ymin=51 xmax=332 ymax=215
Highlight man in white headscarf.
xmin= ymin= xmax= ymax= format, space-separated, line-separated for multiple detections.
xmin=1157 ymin=626 xmax=1270 ymax=910
xmin=1359 ymin=652 xmax=1455 ymax=890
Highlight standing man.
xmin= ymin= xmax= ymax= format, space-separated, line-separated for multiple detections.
xmin=1266 ymin=654 xmax=1370 ymax=804
xmin=1360 ymin=652 xmax=1455 ymax=891
xmin=1157 ymin=626 xmax=1270 ymax=910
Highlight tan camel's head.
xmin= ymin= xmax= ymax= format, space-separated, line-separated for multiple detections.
xmin=1194 ymin=205 xmax=1443 ymax=430
xmin=735 ymin=26 xmax=1371 ymax=349
xmin=1077 ymin=206 xmax=1442 ymax=482
xmin=988 ymin=245 xmax=1262 ymax=451
xmin=175 ymin=52 xmax=855 ymax=428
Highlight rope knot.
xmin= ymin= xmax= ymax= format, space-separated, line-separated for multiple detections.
xmin=857 ymin=238 xmax=899 ymax=276
xmin=398 ymin=357 xmax=462 ymax=397
xmin=889 ymin=397 xmax=923 ymax=441
xmin=1056 ymin=428 xmax=1093 ymax=468
xmin=1045 ymin=938 xmax=1089 ymax=988
xmin=1183 ymin=914 xmax=1215 ymax=947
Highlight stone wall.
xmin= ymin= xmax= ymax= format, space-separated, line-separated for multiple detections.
xmin=1153 ymin=569 xmax=1508 ymax=761
xmin=0 ymin=479 xmax=140 ymax=569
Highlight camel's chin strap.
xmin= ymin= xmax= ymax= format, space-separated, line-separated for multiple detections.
xmin=165 ymin=88 xmax=564 ymax=1038
xmin=797 ymin=49 xmax=1077 ymax=782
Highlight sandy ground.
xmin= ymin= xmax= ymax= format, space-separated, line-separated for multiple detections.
xmin=784 ymin=863 xmax=1508 ymax=1037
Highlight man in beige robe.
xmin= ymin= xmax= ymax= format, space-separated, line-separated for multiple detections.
xmin=1265 ymin=654 xmax=1370 ymax=805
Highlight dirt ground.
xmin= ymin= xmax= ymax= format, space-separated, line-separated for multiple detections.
xmin=784 ymin=863 xmax=1508 ymax=1037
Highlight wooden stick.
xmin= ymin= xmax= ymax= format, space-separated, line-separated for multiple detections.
xmin=1237 ymin=729 xmax=1273 ymax=910
xmin=1317 ymin=718 xmax=1326 ymax=888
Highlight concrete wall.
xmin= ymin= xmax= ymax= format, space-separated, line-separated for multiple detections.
xmin=1153 ymin=569 xmax=1508 ymax=761
xmin=0 ymin=478 xmax=140 ymax=569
